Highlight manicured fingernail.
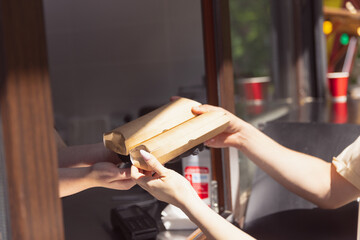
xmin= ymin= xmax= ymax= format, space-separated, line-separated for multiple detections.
xmin=140 ymin=150 xmax=152 ymax=161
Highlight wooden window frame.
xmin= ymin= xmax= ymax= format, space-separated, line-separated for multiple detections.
xmin=0 ymin=0 xmax=64 ymax=239
xmin=201 ymin=0 xmax=235 ymax=214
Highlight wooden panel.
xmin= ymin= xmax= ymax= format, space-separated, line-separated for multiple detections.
xmin=0 ymin=0 xmax=64 ymax=239
xmin=201 ymin=0 xmax=235 ymax=213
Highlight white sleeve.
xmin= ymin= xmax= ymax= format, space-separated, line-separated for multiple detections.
xmin=332 ymin=136 xmax=360 ymax=190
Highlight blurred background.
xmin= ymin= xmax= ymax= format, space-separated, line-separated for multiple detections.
xmin=44 ymin=0 xmax=360 ymax=144
xmin=42 ymin=0 xmax=360 ymax=238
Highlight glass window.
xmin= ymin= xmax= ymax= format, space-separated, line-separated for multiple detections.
xmin=228 ymin=0 xmax=327 ymax=222
xmin=229 ymin=0 xmax=275 ymax=223
xmin=323 ymin=0 xmax=360 ymax=95
xmin=230 ymin=0 xmax=274 ymax=122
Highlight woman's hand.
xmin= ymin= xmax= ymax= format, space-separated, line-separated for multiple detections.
xmin=192 ymin=104 xmax=250 ymax=149
xmin=89 ymin=162 xmax=135 ymax=190
xmin=59 ymin=162 xmax=135 ymax=197
xmin=131 ymin=150 xmax=199 ymax=208
xmin=131 ymin=150 xmax=256 ymax=240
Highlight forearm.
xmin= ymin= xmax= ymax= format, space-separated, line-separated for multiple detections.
xmin=181 ymin=197 xmax=254 ymax=240
xmin=238 ymin=123 xmax=334 ymax=207
xmin=194 ymin=105 xmax=359 ymax=207
xmin=58 ymin=143 xmax=119 ymax=168
xmin=58 ymin=167 xmax=94 ymax=197
xmin=131 ymin=150 xmax=254 ymax=239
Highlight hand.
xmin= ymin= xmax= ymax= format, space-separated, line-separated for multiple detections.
xmin=89 ymin=162 xmax=136 ymax=190
xmin=131 ymin=150 xmax=199 ymax=208
xmin=192 ymin=104 xmax=249 ymax=149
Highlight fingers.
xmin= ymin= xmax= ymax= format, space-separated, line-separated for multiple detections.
xmin=130 ymin=165 xmax=144 ymax=180
xmin=204 ymin=138 xmax=216 ymax=147
xmin=204 ymin=137 xmax=226 ymax=148
xmin=139 ymin=150 xmax=167 ymax=176
xmin=110 ymin=179 xmax=136 ymax=190
xmin=130 ymin=163 xmax=153 ymax=193
xmin=192 ymin=104 xmax=220 ymax=115
xmin=118 ymin=167 xmax=132 ymax=178
xmin=205 ymin=132 xmax=239 ymax=148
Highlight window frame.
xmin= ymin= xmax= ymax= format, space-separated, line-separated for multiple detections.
xmin=0 ymin=0 xmax=65 ymax=239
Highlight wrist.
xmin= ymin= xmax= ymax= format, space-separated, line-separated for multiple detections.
xmin=86 ymin=166 xmax=101 ymax=188
xmin=58 ymin=167 xmax=94 ymax=197
xmin=231 ymin=121 xmax=255 ymax=150
xmin=180 ymin=196 xmax=209 ymax=222
xmin=177 ymin=187 xmax=203 ymax=211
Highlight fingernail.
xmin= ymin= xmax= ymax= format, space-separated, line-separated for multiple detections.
xmin=140 ymin=150 xmax=152 ymax=161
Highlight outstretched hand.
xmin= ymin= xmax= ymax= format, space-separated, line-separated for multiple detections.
xmin=89 ymin=162 xmax=136 ymax=190
xmin=192 ymin=104 xmax=248 ymax=149
xmin=131 ymin=150 xmax=199 ymax=208
xmin=171 ymin=96 xmax=248 ymax=149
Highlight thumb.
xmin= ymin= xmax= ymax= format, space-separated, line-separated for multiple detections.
xmin=140 ymin=150 xmax=167 ymax=176
xmin=192 ymin=104 xmax=219 ymax=115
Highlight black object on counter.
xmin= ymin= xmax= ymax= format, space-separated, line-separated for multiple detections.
xmin=111 ymin=205 xmax=158 ymax=240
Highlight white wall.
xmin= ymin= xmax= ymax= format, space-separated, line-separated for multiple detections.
xmin=43 ymin=0 xmax=205 ymax=144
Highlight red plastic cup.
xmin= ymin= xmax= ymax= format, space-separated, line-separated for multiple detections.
xmin=244 ymin=82 xmax=263 ymax=100
xmin=239 ymin=77 xmax=270 ymax=104
xmin=327 ymin=72 xmax=349 ymax=102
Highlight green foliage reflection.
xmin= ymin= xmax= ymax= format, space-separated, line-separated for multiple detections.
xmin=229 ymin=0 xmax=272 ymax=78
